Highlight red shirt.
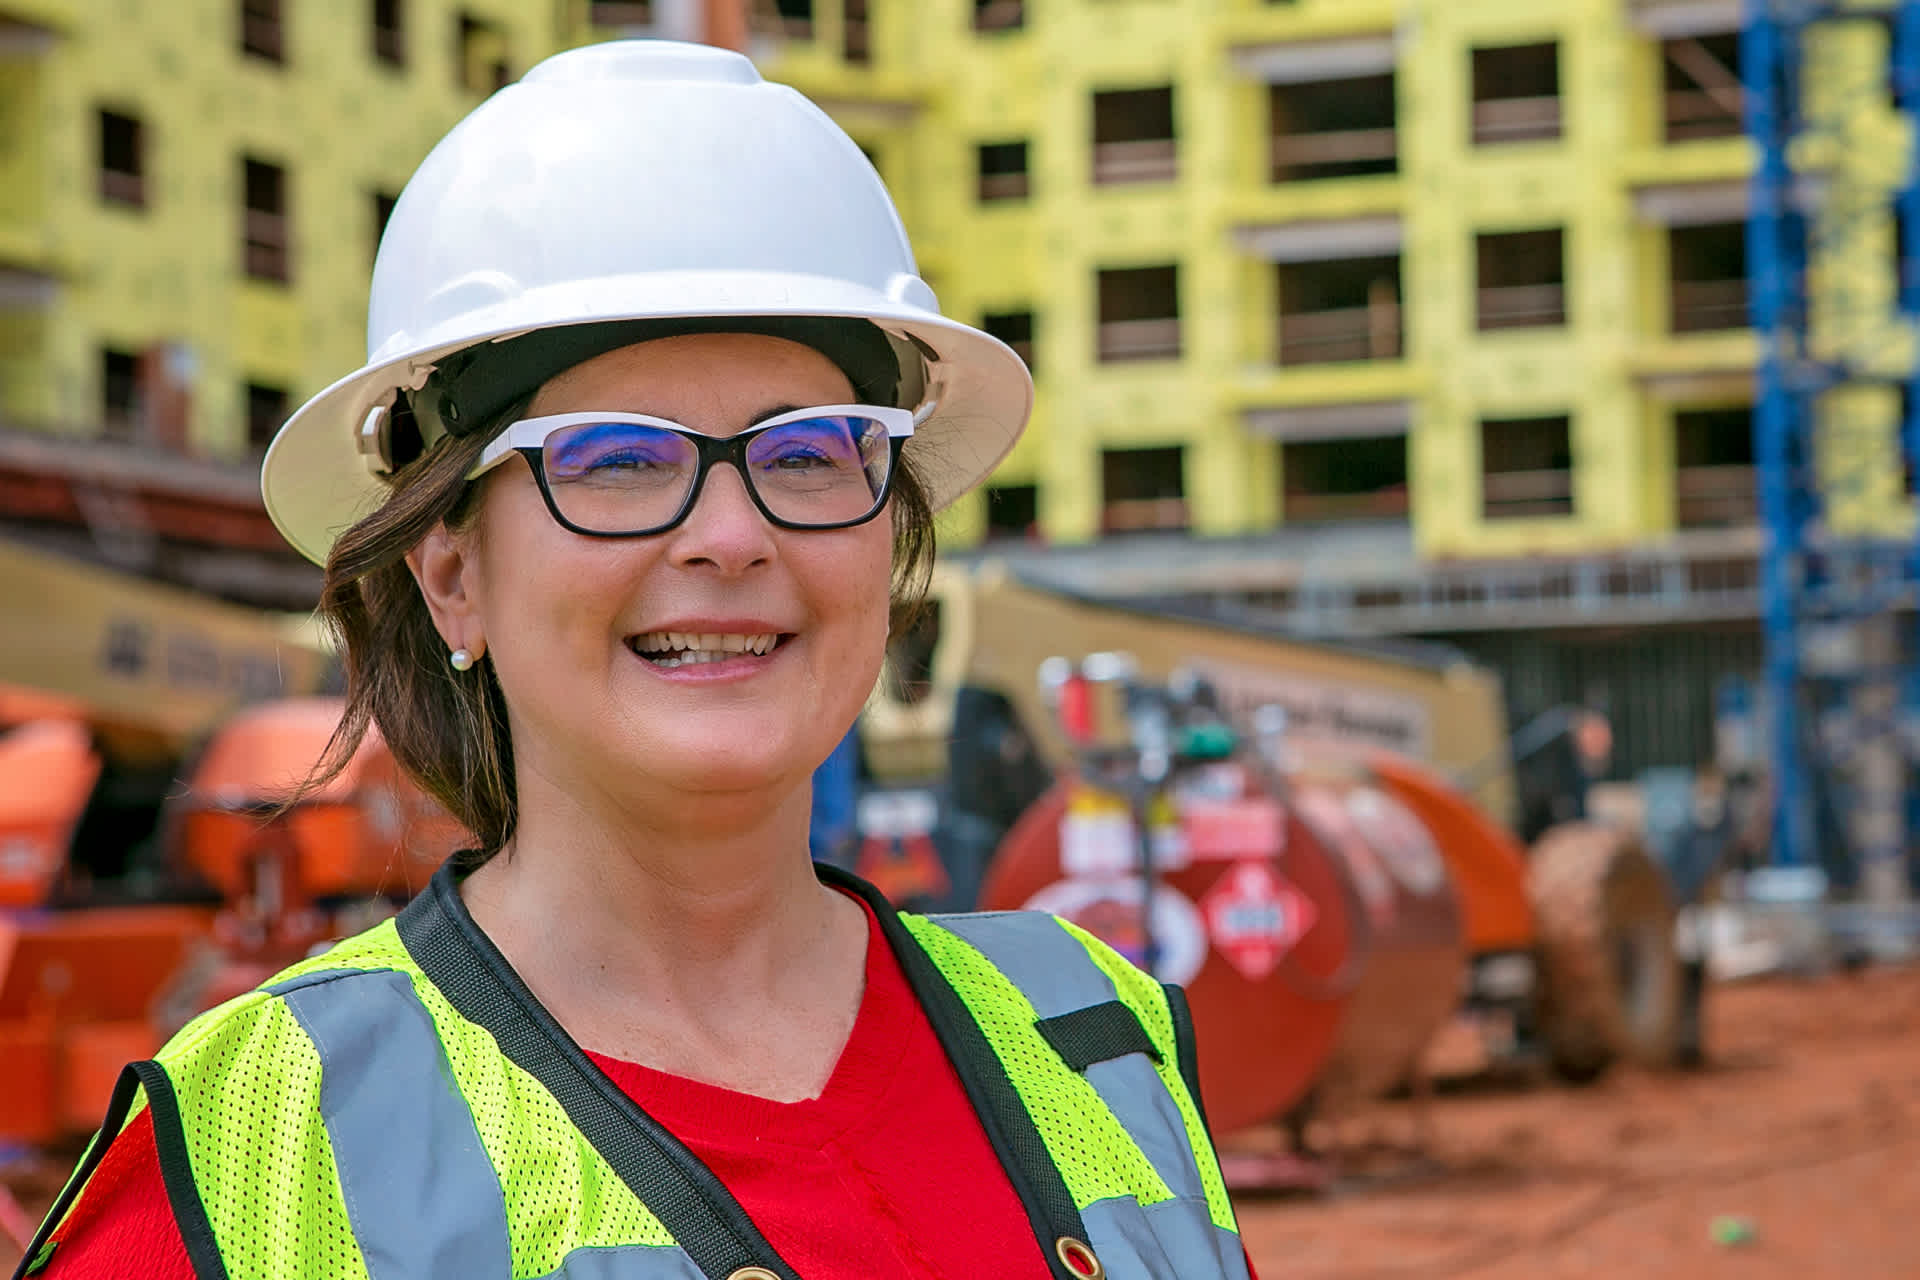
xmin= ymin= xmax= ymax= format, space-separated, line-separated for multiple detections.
xmin=42 ymin=900 xmax=1256 ymax=1278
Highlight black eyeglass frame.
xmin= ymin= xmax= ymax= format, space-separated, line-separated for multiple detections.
xmin=469 ymin=406 xmax=914 ymax=538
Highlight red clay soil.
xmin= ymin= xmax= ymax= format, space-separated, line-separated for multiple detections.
xmin=1233 ymin=963 xmax=1920 ymax=1279
xmin=3 ymin=966 xmax=1917 ymax=1276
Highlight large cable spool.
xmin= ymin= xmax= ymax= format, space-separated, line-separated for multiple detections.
xmin=980 ymin=775 xmax=1361 ymax=1136
xmin=1288 ymin=776 xmax=1467 ymax=1113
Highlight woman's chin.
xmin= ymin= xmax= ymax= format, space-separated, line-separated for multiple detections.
xmin=618 ymin=736 xmax=812 ymax=800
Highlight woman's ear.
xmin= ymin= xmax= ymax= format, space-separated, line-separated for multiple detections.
xmin=406 ymin=522 xmax=485 ymax=657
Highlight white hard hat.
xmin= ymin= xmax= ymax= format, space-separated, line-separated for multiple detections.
xmin=260 ymin=40 xmax=1033 ymax=566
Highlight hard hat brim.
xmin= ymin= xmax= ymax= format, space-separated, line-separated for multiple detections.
xmin=260 ymin=275 xmax=1034 ymax=567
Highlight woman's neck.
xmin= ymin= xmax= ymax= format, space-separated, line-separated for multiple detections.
xmin=455 ymin=766 xmax=869 ymax=1097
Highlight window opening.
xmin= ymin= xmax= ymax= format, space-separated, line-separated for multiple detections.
xmin=240 ymin=0 xmax=284 ymax=63
xmin=1092 ymin=86 xmax=1176 ymax=185
xmin=984 ymin=483 xmax=1039 ymax=541
xmin=767 ymin=0 xmax=813 ymax=40
xmin=371 ymin=190 xmax=399 ymax=264
xmin=1282 ymin=436 xmax=1409 ymax=522
xmin=589 ymin=1 xmax=655 ymax=27
xmin=844 ymin=0 xmax=870 ymax=63
xmin=1476 ymin=228 xmax=1565 ymax=330
xmin=246 ymin=381 xmax=290 ymax=452
xmin=982 ymin=310 xmax=1035 ymax=372
xmin=1471 ymin=42 xmax=1561 ymax=145
xmin=373 ymin=0 xmax=406 ymax=66
xmin=977 ymin=141 xmax=1030 ymax=202
xmin=1268 ymin=74 xmax=1397 ymax=182
xmin=1481 ymin=415 xmax=1574 ymax=518
xmin=242 ymin=156 xmax=290 ymax=284
xmin=1096 ymin=265 xmax=1181 ymax=362
xmin=1663 ymin=34 xmax=1743 ymax=142
xmin=1675 ymin=405 xmax=1756 ymax=527
xmin=102 ymin=348 xmax=141 ymax=441
xmin=98 ymin=110 xmax=146 ymax=208
xmin=1102 ymin=446 xmax=1187 ymax=533
xmin=1668 ymin=221 xmax=1748 ymax=333
xmin=1276 ymin=255 xmax=1402 ymax=365
xmin=973 ymin=0 xmax=1023 ymax=33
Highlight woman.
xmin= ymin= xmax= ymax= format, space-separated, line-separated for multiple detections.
xmin=18 ymin=41 xmax=1252 ymax=1280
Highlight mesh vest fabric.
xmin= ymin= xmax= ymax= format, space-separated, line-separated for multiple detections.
xmin=48 ymin=909 xmax=1240 ymax=1280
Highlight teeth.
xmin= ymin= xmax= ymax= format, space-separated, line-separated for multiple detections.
xmin=632 ymin=631 xmax=780 ymax=662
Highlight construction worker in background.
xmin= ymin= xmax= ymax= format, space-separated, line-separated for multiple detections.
xmin=17 ymin=42 xmax=1255 ymax=1280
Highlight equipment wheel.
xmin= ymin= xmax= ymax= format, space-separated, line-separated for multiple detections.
xmin=1528 ymin=823 xmax=1682 ymax=1083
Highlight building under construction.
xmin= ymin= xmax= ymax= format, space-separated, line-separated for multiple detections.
xmin=4 ymin=0 xmax=1919 ymax=844
xmin=752 ymin=0 xmax=1920 ymax=834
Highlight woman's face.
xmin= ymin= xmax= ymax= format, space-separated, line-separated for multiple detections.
xmin=421 ymin=333 xmax=895 ymax=813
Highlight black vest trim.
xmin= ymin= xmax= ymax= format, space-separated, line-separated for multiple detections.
xmin=133 ymin=1059 xmax=231 ymax=1280
xmin=816 ymin=865 xmax=1092 ymax=1280
xmin=1163 ymin=983 xmax=1211 ymax=1134
xmin=396 ymin=865 xmax=798 ymax=1280
xmin=1034 ymin=1000 xmax=1163 ymax=1072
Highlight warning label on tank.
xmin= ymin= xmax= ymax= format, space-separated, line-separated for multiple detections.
xmin=1200 ymin=861 xmax=1318 ymax=981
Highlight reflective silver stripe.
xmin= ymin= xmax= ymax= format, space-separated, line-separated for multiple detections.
xmin=275 ymin=969 xmax=512 ymax=1280
xmin=538 ymin=1245 xmax=708 ymax=1278
xmin=927 ymin=912 xmax=1209 ymax=1206
xmin=1081 ymin=1197 xmax=1249 ymax=1280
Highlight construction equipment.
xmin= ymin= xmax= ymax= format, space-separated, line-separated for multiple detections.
xmin=0 ymin=541 xmax=461 ymax=1146
xmin=856 ymin=564 xmax=1694 ymax=1132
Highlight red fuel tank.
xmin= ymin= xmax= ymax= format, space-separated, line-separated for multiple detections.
xmin=981 ymin=771 xmax=1361 ymax=1136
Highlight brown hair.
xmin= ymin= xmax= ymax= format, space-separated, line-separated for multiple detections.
xmin=303 ymin=403 xmax=935 ymax=873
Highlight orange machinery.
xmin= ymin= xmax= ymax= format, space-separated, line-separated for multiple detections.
xmin=171 ymin=697 xmax=462 ymax=1006
xmin=0 ymin=697 xmax=464 ymax=1146
xmin=0 ymin=714 xmax=213 ymax=1144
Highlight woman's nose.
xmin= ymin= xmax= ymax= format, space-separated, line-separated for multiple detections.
xmin=666 ymin=463 xmax=776 ymax=572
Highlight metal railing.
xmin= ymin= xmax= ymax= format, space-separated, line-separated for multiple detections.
xmin=1092 ymin=139 xmax=1177 ymax=185
xmin=1268 ymin=128 xmax=1398 ymax=182
xmin=589 ymin=2 xmax=655 ymax=27
xmin=1477 ymin=282 xmax=1566 ymax=330
xmin=1482 ymin=467 xmax=1574 ymax=519
xmin=1097 ymin=317 xmax=1181 ymax=362
xmin=98 ymin=169 xmax=144 ymax=208
xmin=977 ymin=171 xmax=1030 ymax=202
xmin=1671 ymin=278 xmax=1750 ymax=333
xmin=244 ymin=211 xmax=289 ymax=283
xmin=1101 ymin=497 xmax=1189 ymax=533
xmin=1676 ymin=464 xmax=1759 ymax=527
xmin=1471 ymin=96 xmax=1562 ymax=145
xmin=1277 ymin=301 xmax=1401 ymax=366
xmin=1664 ymin=88 xmax=1745 ymax=142
xmin=1281 ymin=488 xmax=1410 ymax=522
xmin=972 ymin=1 xmax=1023 ymax=33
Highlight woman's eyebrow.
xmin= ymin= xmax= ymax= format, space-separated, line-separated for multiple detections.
xmin=747 ymin=403 xmax=805 ymax=427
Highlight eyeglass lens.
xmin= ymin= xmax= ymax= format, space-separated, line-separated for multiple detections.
xmin=541 ymin=414 xmax=893 ymax=532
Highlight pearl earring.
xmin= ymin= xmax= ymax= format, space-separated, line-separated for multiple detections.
xmin=449 ymin=648 xmax=475 ymax=672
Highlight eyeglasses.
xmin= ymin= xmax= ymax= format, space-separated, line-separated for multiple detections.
xmin=469 ymin=404 xmax=915 ymax=536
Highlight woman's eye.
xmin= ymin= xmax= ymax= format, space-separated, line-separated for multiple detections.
xmin=768 ymin=448 xmax=836 ymax=469
xmin=587 ymin=452 xmax=649 ymax=470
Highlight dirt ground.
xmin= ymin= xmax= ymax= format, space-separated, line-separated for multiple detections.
xmin=3 ymin=965 xmax=1916 ymax=1276
xmin=1233 ymin=963 xmax=1920 ymax=1279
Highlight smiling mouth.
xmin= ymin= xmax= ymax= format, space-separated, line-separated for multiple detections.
xmin=628 ymin=631 xmax=788 ymax=669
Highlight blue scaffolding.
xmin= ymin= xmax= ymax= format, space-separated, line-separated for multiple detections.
xmin=1744 ymin=0 xmax=1920 ymax=878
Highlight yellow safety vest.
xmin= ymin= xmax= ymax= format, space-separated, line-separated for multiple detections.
xmin=20 ymin=865 xmax=1247 ymax=1280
